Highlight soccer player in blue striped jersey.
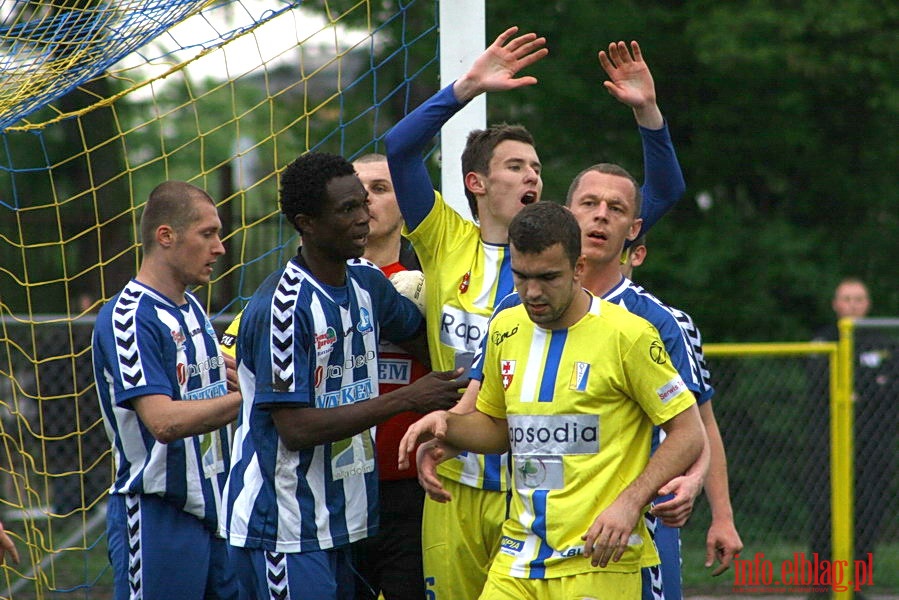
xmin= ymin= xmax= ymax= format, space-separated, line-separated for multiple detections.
xmin=400 ymin=202 xmax=705 ymax=599
xmin=622 ymin=237 xmax=743 ymax=586
xmin=92 ymin=181 xmax=242 ymax=599
xmin=220 ymin=152 xmax=462 ymax=600
xmin=386 ymin=28 xmax=687 ymax=599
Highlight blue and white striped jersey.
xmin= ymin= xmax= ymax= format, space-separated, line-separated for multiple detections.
xmin=222 ymin=256 xmax=423 ymax=553
xmin=604 ymin=277 xmax=702 ymax=399
xmin=667 ymin=305 xmax=715 ymax=403
xmin=92 ymin=280 xmax=231 ymax=532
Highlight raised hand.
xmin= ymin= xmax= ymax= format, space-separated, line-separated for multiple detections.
xmin=597 ymin=41 xmax=663 ymax=129
xmin=453 ymin=26 xmax=549 ymax=103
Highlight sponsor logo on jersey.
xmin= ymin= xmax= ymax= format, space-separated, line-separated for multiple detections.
xmin=331 ymin=433 xmax=376 ymax=480
xmin=508 ymin=414 xmax=599 ymax=455
xmin=378 ymin=359 xmax=411 ymax=385
xmin=501 ymin=360 xmax=516 ymax=390
xmin=171 ymin=328 xmax=186 ymax=346
xmin=570 ymin=362 xmax=589 ymax=391
xmin=515 ymin=456 xmax=565 ymax=490
xmin=315 ymin=326 xmax=338 ymax=351
xmin=177 ymin=355 xmax=224 ymax=386
xmin=439 ymin=305 xmax=489 ymax=353
xmin=316 ymin=378 xmax=373 ymax=408
xmin=649 ymin=339 xmax=668 ymax=365
xmin=185 ymin=380 xmax=227 ymax=400
xmin=220 ymin=333 xmax=236 ymax=350
xmin=657 ymin=376 xmax=687 ymax=404
xmin=491 ymin=324 xmax=519 ymax=346
xmin=357 ymin=307 xmax=374 ymax=334
xmin=314 ymin=351 xmax=377 ymax=387
xmin=499 ymin=536 xmax=524 ymax=555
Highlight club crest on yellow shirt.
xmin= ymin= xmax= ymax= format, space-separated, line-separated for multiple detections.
xmin=501 ymin=359 xmax=516 ymax=390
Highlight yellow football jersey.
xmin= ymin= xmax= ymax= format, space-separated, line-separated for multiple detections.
xmin=404 ymin=191 xmax=512 ymax=491
xmin=477 ymin=295 xmax=696 ymax=579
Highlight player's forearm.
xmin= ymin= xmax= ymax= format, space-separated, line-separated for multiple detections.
xmin=702 ymin=405 xmax=736 ymax=522
xmin=385 ymin=84 xmax=465 ymax=229
xmin=444 ymin=410 xmax=509 ymax=454
xmin=137 ymin=392 xmax=242 ymax=443
xmin=683 ymin=421 xmax=711 ymax=481
xmin=448 ymin=379 xmax=480 ymax=415
xmin=275 ymin=390 xmax=417 ymax=450
xmin=636 ymin=124 xmax=685 ymax=237
xmin=617 ymin=405 xmax=705 ymax=510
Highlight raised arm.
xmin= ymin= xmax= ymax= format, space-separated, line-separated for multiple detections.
xmin=385 ymin=85 xmax=463 ymax=230
xmin=599 ymin=40 xmax=685 ymax=234
xmin=385 ymin=26 xmax=547 ymax=230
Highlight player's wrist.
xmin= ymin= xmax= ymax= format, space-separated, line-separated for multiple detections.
xmin=452 ymin=75 xmax=480 ymax=104
xmin=632 ymin=104 xmax=664 ymax=130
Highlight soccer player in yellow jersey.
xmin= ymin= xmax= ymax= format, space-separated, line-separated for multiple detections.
xmin=386 ymin=28 xmax=687 ymax=599
xmin=400 ymin=202 xmax=704 ymax=599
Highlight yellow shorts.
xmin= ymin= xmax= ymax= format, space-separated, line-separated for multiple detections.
xmin=421 ymin=477 xmax=506 ymax=600
xmin=478 ymin=569 xmax=641 ymax=600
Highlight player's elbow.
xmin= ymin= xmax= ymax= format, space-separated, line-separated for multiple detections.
xmin=146 ymin=421 xmax=182 ymax=444
xmin=662 ymin=404 xmax=705 ymax=466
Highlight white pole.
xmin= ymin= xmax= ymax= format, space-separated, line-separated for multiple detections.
xmin=439 ymin=1 xmax=485 ymax=220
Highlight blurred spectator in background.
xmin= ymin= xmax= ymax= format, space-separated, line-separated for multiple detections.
xmin=809 ymin=277 xmax=898 ymax=576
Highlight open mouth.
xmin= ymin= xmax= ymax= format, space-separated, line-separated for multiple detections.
xmin=521 ymin=192 xmax=537 ymax=205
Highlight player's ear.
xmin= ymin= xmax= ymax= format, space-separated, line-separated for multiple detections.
xmin=156 ymin=224 xmax=175 ymax=248
xmin=630 ymin=245 xmax=647 ymax=268
xmin=465 ymin=171 xmax=486 ymax=196
xmin=625 ymin=218 xmax=643 ymax=242
xmin=294 ymin=213 xmax=312 ymax=236
xmin=573 ymin=254 xmax=586 ymax=281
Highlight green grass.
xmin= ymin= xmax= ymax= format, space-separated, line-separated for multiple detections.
xmin=0 ymin=509 xmax=113 ymax=599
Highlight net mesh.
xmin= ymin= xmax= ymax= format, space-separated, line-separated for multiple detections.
xmin=0 ymin=0 xmax=438 ymax=595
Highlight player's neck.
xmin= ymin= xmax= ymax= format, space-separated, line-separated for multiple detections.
xmin=363 ymin=234 xmax=402 ymax=268
xmin=478 ymin=217 xmax=509 ymax=245
xmin=580 ymin=260 xmax=624 ymax=298
xmin=136 ymin=260 xmax=187 ymax=306
xmin=297 ymin=247 xmax=346 ymax=287
xmin=553 ymin=288 xmax=592 ymax=330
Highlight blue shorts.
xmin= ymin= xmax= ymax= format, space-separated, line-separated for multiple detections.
xmin=106 ymin=493 xmax=237 ymax=600
xmin=227 ymin=545 xmax=355 ymax=600
xmin=641 ymin=508 xmax=682 ymax=600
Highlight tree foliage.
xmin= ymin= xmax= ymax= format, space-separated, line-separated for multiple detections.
xmin=487 ymin=0 xmax=898 ymax=340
